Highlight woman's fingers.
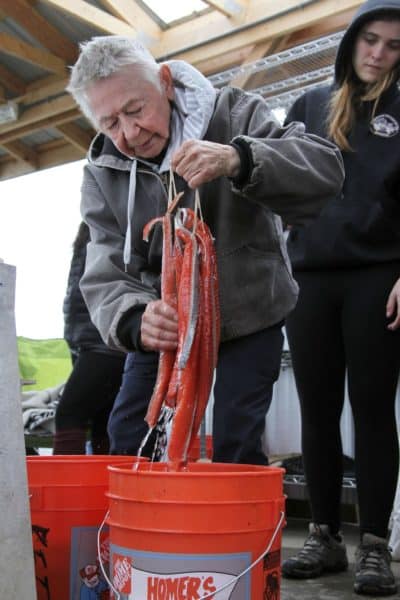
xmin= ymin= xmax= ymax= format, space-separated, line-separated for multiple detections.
xmin=172 ymin=140 xmax=240 ymax=188
xmin=141 ymin=300 xmax=178 ymax=350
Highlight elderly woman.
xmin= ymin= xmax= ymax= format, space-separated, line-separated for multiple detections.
xmin=67 ymin=36 xmax=344 ymax=465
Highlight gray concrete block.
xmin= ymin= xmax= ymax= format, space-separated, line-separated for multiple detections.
xmin=0 ymin=263 xmax=36 ymax=598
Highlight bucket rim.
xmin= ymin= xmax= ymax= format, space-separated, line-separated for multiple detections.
xmin=108 ymin=462 xmax=285 ymax=477
xmin=106 ymin=519 xmax=284 ymax=536
xmin=26 ymin=455 xmax=145 ymax=462
xmin=106 ymin=492 xmax=286 ymax=505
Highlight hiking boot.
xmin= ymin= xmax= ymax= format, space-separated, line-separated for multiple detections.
xmin=354 ymin=533 xmax=398 ymax=596
xmin=282 ymin=523 xmax=348 ymax=579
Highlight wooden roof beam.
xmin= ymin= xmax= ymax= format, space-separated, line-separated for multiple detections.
xmin=41 ymin=0 xmax=137 ymax=36
xmin=230 ymin=36 xmax=289 ymax=88
xmin=0 ymin=94 xmax=76 ymax=136
xmin=100 ymin=0 xmax=161 ymax=44
xmin=287 ymin=10 xmax=355 ymax=46
xmin=0 ymin=141 xmax=84 ymax=181
xmin=238 ymin=35 xmax=294 ymax=90
xmin=2 ymin=76 xmax=70 ymax=132
xmin=160 ymin=0 xmax=362 ymax=66
xmin=0 ymin=33 xmax=67 ymax=74
xmin=0 ymin=109 xmax=81 ymax=145
xmin=1 ymin=140 xmax=38 ymax=169
xmin=18 ymin=75 xmax=69 ymax=105
xmin=0 ymin=63 xmax=26 ymax=95
xmin=33 ymin=137 xmax=86 ymax=167
xmin=55 ymin=122 xmax=94 ymax=153
xmin=153 ymin=0 xmax=362 ymax=62
xmin=0 ymin=0 xmax=78 ymax=64
xmin=194 ymin=45 xmax=253 ymax=75
xmin=0 ymin=109 xmax=82 ymax=145
xmin=0 ymin=156 xmax=34 ymax=180
xmin=202 ymin=0 xmax=245 ymax=19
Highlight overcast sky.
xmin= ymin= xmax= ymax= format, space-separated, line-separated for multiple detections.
xmin=0 ymin=160 xmax=84 ymax=339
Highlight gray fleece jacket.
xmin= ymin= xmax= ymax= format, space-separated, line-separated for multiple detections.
xmin=80 ymin=85 xmax=344 ymax=352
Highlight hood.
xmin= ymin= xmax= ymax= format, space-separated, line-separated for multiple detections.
xmin=335 ymin=0 xmax=400 ymax=85
xmin=85 ymin=60 xmax=217 ymax=269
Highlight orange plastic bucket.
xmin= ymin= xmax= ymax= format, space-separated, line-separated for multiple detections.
xmin=27 ymin=455 xmax=147 ymax=600
xmin=107 ymin=461 xmax=285 ymax=599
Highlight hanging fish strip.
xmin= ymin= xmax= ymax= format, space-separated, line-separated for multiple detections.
xmin=143 ymin=191 xmax=220 ymax=471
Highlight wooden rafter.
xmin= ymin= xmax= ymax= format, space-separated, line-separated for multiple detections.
xmin=38 ymin=141 xmax=85 ymax=167
xmin=288 ymin=9 xmax=355 ymax=46
xmin=19 ymin=76 xmax=69 ymax=106
xmin=0 ymin=0 xmax=78 ymax=64
xmin=55 ymin=122 xmax=94 ymax=152
xmin=153 ymin=0 xmax=362 ymax=61
xmin=1 ymin=140 xmax=37 ymax=168
xmin=230 ymin=37 xmax=289 ymax=88
xmin=0 ymin=33 xmax=67 ymax=74
xmin=100 ymin=0 xmax=161 ymax=44
xmin=0 ymin=64 xmax=26 ymax=95
xmin=0 ymin=108 xmax=81 ymax=146
xmin=235 ymin=35 xmax=292 ymax=90
xmin=0 ymin=95 xmax=77 ymax=138
xmin=0 ymin=141 xmax=84 ymax=180
xmin=41 ymin=0 xmax=136 ymax=36
xmin=195 ymin=45 xmax=254 ymax=76
xmin=202 ymin=0 xmax=244 ymax=18
xmin=158 ymin=0 xmax=361 ymax=66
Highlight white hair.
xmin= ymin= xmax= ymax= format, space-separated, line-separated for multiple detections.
xmin=67 ymin=36 xmax=161 ymax=127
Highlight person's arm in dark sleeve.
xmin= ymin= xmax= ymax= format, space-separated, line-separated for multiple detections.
xmin=383 ymin=169 xmax=400 ymax=219
xmin=229 ymin=137 xmax=254 ymax=188
xmin=117 ymin=306 xmax=146 ymax=351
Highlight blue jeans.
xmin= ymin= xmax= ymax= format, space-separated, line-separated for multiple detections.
xmin=108 ymin=324 xmax=283 ymax=464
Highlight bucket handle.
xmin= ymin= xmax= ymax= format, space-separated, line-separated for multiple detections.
xmin=97 ymin=510 xmax=117 ymax=597
xmin=200 ymin=510 xmax=285 ymax=599
xmin=98 ymin=509 xmax=285 ymax=599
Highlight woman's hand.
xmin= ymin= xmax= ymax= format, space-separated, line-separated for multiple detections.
xmin=386 ymin=278 xmax=400 ymax=330
xmin=140 ymin=300 xmax=178 ymax=351
xmin=172 ymin=140 xmax=240 ymax=189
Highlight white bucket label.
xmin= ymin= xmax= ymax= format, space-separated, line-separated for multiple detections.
xmin=70 ymin=526 xmax=110 ymax=599
xmin=111 ymin=544 xmax=253 ymax=599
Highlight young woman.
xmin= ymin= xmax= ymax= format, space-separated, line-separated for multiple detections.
xmin=282 ymin=0 xmax=400 ymax=596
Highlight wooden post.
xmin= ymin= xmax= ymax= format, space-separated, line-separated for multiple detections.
xmin=0 ymin=262 xmax=37 ymax=598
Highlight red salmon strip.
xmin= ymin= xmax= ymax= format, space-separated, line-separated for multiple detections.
xmin=142 ymin=192 xmax=220 ymax=470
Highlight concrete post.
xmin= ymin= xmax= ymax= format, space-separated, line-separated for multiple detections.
xmin=0 ymin=262 xmax=37 ymax=598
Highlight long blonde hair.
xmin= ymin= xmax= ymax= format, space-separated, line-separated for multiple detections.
xmin=327 ymin=70 xmax=395 ymax=151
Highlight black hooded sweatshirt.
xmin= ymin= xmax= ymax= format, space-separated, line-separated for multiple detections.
xmin=285 ymin=0 xmax=400 ymax=270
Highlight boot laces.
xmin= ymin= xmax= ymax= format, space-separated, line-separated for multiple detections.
xmin=298 ymin=532 xmax=330 ymax=561
xmin=357 ymin=543 xmax=391 ymax=573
